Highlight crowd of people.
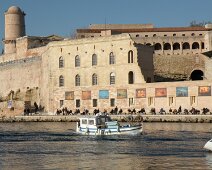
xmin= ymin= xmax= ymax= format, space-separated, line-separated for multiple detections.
xmin=54 ymin=106 xmax=212 ymax=116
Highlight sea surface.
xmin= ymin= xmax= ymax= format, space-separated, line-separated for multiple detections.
xmin=0 ymin=122 xmax=211 ymax=170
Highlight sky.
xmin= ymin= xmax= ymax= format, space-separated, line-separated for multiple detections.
xmin=0 ymin=0 xmax=212 ymax=52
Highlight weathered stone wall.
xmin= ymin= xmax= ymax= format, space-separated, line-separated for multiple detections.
xmin=0 ymin=56 xmax=42 ymax=109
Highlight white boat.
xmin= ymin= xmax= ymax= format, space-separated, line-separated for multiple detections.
xmin=204 ymin=139 xmax=212 ymax=151
xmin=76 ymin=113 xmax=143 ymax=135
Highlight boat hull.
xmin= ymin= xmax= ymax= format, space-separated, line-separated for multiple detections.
xmin=204 ymin=139 xmax=212 ymax=151
xmin=76 ymin=125 xmax=142 ymax=135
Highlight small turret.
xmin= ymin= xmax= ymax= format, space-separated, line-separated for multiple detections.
xmin=3 ymin=6 xmax=26 ymax=54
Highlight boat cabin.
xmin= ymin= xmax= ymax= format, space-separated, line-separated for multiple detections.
xmin=79 ymin=114 xmax=113 ymax=129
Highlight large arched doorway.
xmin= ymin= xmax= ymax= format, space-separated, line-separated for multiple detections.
xmin=190 ymin=70 xmax=204 ymax=80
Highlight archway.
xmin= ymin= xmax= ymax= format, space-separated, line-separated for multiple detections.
xmin=190 ymin=70 xmax=204 ymax=80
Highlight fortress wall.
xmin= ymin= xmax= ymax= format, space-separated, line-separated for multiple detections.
xmin=0 ymin=56 xmax=42 ymax=109
xmin=154 ymin=53 xmax=205 ymax=80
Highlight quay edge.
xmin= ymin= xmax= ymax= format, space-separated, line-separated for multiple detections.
xmin=0 ymin=115 xmax=212 ymax=123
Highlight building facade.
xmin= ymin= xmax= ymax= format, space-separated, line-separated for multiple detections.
xmin=77 ymin=24 xmax=212 ymax=81
xmin=0 ymin=6 xmax=212 ymax=114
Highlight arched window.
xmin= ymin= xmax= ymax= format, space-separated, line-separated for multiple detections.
xmin=146 ymin=43 xmax=151 ymax=46
xmin=128 ymin=50 xmax=133 ymax=63
xmin=110 ymin=72 xmax=115 ymax=85
xmin=59 ymin=56 xmax=64 ymax=68
xmin=92 ymin=54 xmax=97 ymax=66
xmin=92 ymin=73 xmax=98 ymax=85
xmin=154 ymin=43 xmax=162 ymax=50
xmin=128 ymin=71 xmax=134 ymax=84
xmin=192 ymin=42 xmax=199 ymax=49
xmin=75 ymin=55 xmax=80 ymax=67
xmin=75 ymin=74 xmax=80 ymax=86
xmin=109 ymin=52 xmax=115 ymax=64
xmin=173 ymin=43 xmax=180 ymax=50
xmin=164 ymin=43 xmax=171 ymax=50
xmin=183 ymin=42 xmax=190 ymax=49
xmin=59 ymin=75 xmax=64 ymax=87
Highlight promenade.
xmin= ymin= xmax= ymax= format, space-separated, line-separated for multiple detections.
xmin=0 ymin=114 xmax=212 ymax=123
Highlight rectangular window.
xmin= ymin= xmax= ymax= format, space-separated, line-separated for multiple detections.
xmin=93 ymin=99 xmax=97 ymax=107
xmin=169 ymin=97 xmax=174 ymax=106
xmin=60 ymin=100 xmax=64 ymax=108
xmin=148 ymin=97 xmax=154 ymax=106
xmin=76 ymin=99 xmax=80 ymax=108
xmin=110 ymin=98 xmax=115 ymax=107
xmin=129 ymin=98 xmax=134 ymax=106
xmin=190 ymin=96 xmax=196 ymax=106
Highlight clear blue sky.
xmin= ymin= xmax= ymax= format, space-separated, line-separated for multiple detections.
xmin=0 ymin=0 xmax=212 ymax=52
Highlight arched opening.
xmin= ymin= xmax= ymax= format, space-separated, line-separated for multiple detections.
xmin=59 ymin=75 xmax=64 ymax=87
xmin=154 ymin=43 xmax=162 ymax=50
xmin=92 ymin=54 xmax=97 ymax=66
xmin=146 ymin=43 xmax=151 ymax=46
xmin=190 ymin=70 xmax=204 ymax=80
xmin=75 ymin=55 xmax=80 ymax=67
xmin=128 ymin=71 xmax=134 ymax=84
xmin=92 ymin=73 xmax=98 ymax=85
xmin=75 ymin=74 xmax=80 ymax=86
xmin=128 ymin=50 xmax=133 ymax=63
xmin=109 ymin=52 xmax=115 ymax=64
xmin=192 ymin=42 xmax=199 ymax=49
xmin=110 ymin=72 xmax=115 ymax=85
xmin=173 ymin=43 xmax=180 ymax=50
xmin=59 ymin=56 xmax=64 ymax=68
xmin=183 ymin=42 xmax=190 ymax=49
xmin=164 ymin=43 xmax=171 ymax=50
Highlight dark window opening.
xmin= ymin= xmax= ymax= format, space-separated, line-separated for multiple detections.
xmin=76 ymin=99 xmax=80 ymax=108
xmin=183 ymin=42 xmax=190 ymax=49
xmin=173 ymin=43 xmax=180 ymax=50
xmin=164 ymin=43 xmax=171 ymax=50
xmin=190 ymin=70 xmax=204 ymax=80
xmin=128 ymin=71 xmax=134 ymax=84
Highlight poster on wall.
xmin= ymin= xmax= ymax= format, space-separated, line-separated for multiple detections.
xmin=99 ymin=90 xmax=109 ymax=99
xmin=65 ymin=91 xmax=74 ymax=100
xmin=198 ymin=86 xmax=211 ymax=96
xmin=136 ymin=88 xmax=146 ymax=98
xmin=155 ymin=88 xmax=167 ymax=97
xmin=176 ymin=87 xmax=188 ymax=97
xmin=117 ymin=89 xmax=127 ymax=99
xmin=82 ymin=91 xmax=91 ymax=100
xmin=8 ymin=100 xmax=12 ymax=108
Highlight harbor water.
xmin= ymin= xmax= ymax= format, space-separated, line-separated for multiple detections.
xmin=0 ymin=122 xmax=212 ymax=170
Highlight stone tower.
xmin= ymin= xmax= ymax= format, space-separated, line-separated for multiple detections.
xmin=3 ymin=6 xmax=26 ymax=54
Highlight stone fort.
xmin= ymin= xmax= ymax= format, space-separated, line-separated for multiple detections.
xmin=0 ymin=6 xmax=212 ymax=114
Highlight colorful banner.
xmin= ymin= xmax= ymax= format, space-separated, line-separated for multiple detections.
xmin=198 ymin=86 xmax=211 ymax=96
xmin=155 ymin=88 xmax=167 ymax=97
xmin=136 ymin=88 xmax=146 ymax=98
xmin=99 ymin=90 xmax=109 ymax=99
xmin=176 ymin=87 xmax=188 ymax=97
xmin=117 ymin=89 xmax=127 ymax=99
xmin=65 ymin=91 xmax=74 ymax=100
xmin=82 ymin=91 xmax=91 ymax=100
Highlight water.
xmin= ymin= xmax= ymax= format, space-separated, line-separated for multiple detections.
xmin=0 ymin=122 xmax=211 ymax=170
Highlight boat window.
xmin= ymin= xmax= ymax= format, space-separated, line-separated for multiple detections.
xmin=96 ymin=118 xmax=100 ymax=125
xmin=82 ymin=119 xmax=87 ymax=124
xmin=89 ymin=120 xmax=94 ymax=125
xmin=101 ymin=118 xmax=106 ymax=123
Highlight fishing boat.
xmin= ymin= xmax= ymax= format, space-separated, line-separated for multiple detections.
xmin=204 ymin=139 xmax=212 ymax=151
xmin=76 ymin=113 xmax=143 ymax=135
